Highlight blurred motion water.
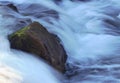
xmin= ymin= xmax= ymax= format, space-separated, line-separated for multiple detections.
xmin=0 ymin=0 xmax=120 ymax=83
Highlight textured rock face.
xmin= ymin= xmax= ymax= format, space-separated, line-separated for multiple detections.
xmin=9 ymin=22 xmax=67 ymax=72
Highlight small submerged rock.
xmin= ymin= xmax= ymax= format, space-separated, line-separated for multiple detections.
xmin=0 ymin=1 xmax=18 ymax=12
xmin=8 ymin=22 xmax=67 ymax=72
xmin=17 ymin=3 xmax=58 ymax=19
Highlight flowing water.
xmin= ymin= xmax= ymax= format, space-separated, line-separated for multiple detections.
xmin=0 ymin=0 xmax=120 ymax=83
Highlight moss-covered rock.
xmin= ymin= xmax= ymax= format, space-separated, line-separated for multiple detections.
xmin=9 ymin=22 xmax=67 ymax=72
xmin=10 ymin=26 xmax=29 ymax=37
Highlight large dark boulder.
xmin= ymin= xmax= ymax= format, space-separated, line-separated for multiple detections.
xmin=9 ymin=22 xmax=67 ymax=72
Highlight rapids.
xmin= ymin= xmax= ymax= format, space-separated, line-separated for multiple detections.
xmin=0 ymin=0 xmax=120 ymax=83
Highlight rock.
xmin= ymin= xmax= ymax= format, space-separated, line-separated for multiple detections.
xmin=6 ymin=3 xmax=18 ymax=12
xmin=9 ymin=22 xmax=67 ymax=72
xmin=0 ymin=1 xmax=18 ymax=12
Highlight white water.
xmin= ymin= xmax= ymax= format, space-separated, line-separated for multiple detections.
xmin=33 ymin=0 xmax=120 ymax=63
xmin=1 ymin=0 xmax=120 ymax=83
xmin=0 ymin=3 xmax=60 ymax=83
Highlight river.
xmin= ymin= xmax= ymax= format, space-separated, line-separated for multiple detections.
xmin=0 ymin=0 xmax=120 ymax=83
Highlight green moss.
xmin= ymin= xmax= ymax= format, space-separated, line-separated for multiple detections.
xmin=10 ymin=26 xmax=30 ymax=38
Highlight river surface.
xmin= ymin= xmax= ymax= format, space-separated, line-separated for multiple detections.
xmin=0 ymin=0 xmax=120 ymax=83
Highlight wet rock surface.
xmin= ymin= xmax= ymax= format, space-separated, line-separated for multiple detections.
xmin=9 ymin=22 xmax=67 ymax=72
